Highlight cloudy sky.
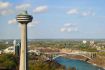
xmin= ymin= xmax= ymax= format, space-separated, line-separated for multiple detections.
xmin=0 ymin=0 xmax=105 ymax=39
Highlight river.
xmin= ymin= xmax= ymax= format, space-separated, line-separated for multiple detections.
xmin=55 ymin=57 xmax=105 ymax=70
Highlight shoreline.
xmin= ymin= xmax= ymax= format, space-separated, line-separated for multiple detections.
xmin=61 ymin=55 xmax=105 ymax=70
xmin=87 ymin=61 xmax=105 ymax=70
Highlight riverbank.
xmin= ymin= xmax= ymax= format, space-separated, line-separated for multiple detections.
xmin=62 ymin=54 xmax=105 ymax=70
xmin=88 ymin=56 xmax=105 ymax=70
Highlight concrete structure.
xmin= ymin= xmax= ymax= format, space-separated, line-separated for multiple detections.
xmin=13 ymin=40 xmax=16 ymax=45
xmin=16 ymin=11 xmax=33 ymax=70
xmin=13 ymin=40 xmax=16 ymax=54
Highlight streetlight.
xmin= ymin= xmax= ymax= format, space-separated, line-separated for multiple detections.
xmin=16 ymin=11 xmax=33 ymax=70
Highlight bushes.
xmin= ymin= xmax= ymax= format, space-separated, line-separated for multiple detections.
xmin=0 ymin=54 xmax=18 ymax=70
xmin=29 ymin=60 xmax=65 ymax=70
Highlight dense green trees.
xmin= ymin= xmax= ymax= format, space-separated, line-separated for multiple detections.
xmin=29 ymin=60 xmax=64 ymax=70
xmin=0 ymin=54 xmax=18 ymax=70
xmin=79 ymin=44 xmax=97 ymax=52
xmin=0 ymin=43 xmax=8 ymax=50
xmin=29 ymin=59 xmax=76 ymax=70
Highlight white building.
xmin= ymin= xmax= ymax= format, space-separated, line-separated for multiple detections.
xmin=90 ymin=40 xmax=95 ymax=45
xmin=13 ymin=40 xmax=16 ymax=45
xmin=13 ymin=40 xmax=17 ymax=54
xmin=82 ymin=40 xmax=87 ymax=44
xmin=0 ymin=50 xmax=2 ymax=54
xmin=28 ymin=49 xmax=41 ymax=55
xmin=3 ymin=46 xmax=15 ymax=54
xmin=96 ymin=46 xmax=101 ymax=50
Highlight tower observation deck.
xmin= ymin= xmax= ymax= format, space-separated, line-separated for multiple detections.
xmin=16 ymin=11 xmax=33 ymax=70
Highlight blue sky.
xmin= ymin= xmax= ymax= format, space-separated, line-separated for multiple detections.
xmin=0 ymin=0 xmax=105 ymax=39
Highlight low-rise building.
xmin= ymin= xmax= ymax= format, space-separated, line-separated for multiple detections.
xmin=28 ymin=49 xmax=41 ymax=55
xmin=0 ymin=50 xmax=2 ymax=54
xmin=3 ymin=46 xmax=15 ymax=54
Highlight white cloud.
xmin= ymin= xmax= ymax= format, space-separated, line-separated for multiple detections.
xmin=67 ymin=27 xmax=78 ymax=32
xmin=67 ymin=8 xmax=96 ymax=17
xmin=60 ymin=23 xmax=78 ymax=32
xmin=60 ymin=28 xmax=66 ymax=32
xmin=16 ymin=4 xmax=31 ymax=10
xmin=33 ymin=5 xmax=48 ymax=13
xmin=28 ymin=20 xmax=39 ymax=27
xmin=81 ymin=11 xmax=95 ymax=16
xmin=0 ymin=1 xmax=11 ymax=9
xmin=64 ymin=23 xmax=76 ymax=27
xmin=64 ymin=23 xmax=71 ymax=27
xmin=8 ymin=19 xmax=17 ymax=24
xmin=82 ymin=31 xmax=105 ymax=34
xmin=67 ymin=8 xmax=78 ymax=15
xmin=0 ymin=9 xmax=14 ymax=16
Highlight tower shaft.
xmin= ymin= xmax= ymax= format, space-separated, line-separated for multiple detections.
xmin=19 ymin=24 xmax=28 ymax=70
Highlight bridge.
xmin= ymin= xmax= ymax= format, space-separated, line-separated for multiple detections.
xmin=45 ymin=51 xmax=97 ymax=60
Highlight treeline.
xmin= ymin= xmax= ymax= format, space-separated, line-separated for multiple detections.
xmin=0 ymin=42 xmax=12 ymax=50
xmin=30 ymin=41 xmax=98 ymax=52
xmin=30 ymin=40 xmax=81 ymax=49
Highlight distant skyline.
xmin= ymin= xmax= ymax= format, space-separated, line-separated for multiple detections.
xmin=0 ymin=0 xmax=105 ymax=39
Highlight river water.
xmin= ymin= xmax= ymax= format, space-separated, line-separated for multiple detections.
xmin=55 ymin=57 xmax=105 ymax=70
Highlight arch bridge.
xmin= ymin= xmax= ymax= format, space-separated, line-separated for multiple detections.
xmin=51 ymin=52 xmax=97 ymax=60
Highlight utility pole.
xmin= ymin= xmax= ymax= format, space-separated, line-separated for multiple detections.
xmin=16 ymin=11 xmax=33 ymax=70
